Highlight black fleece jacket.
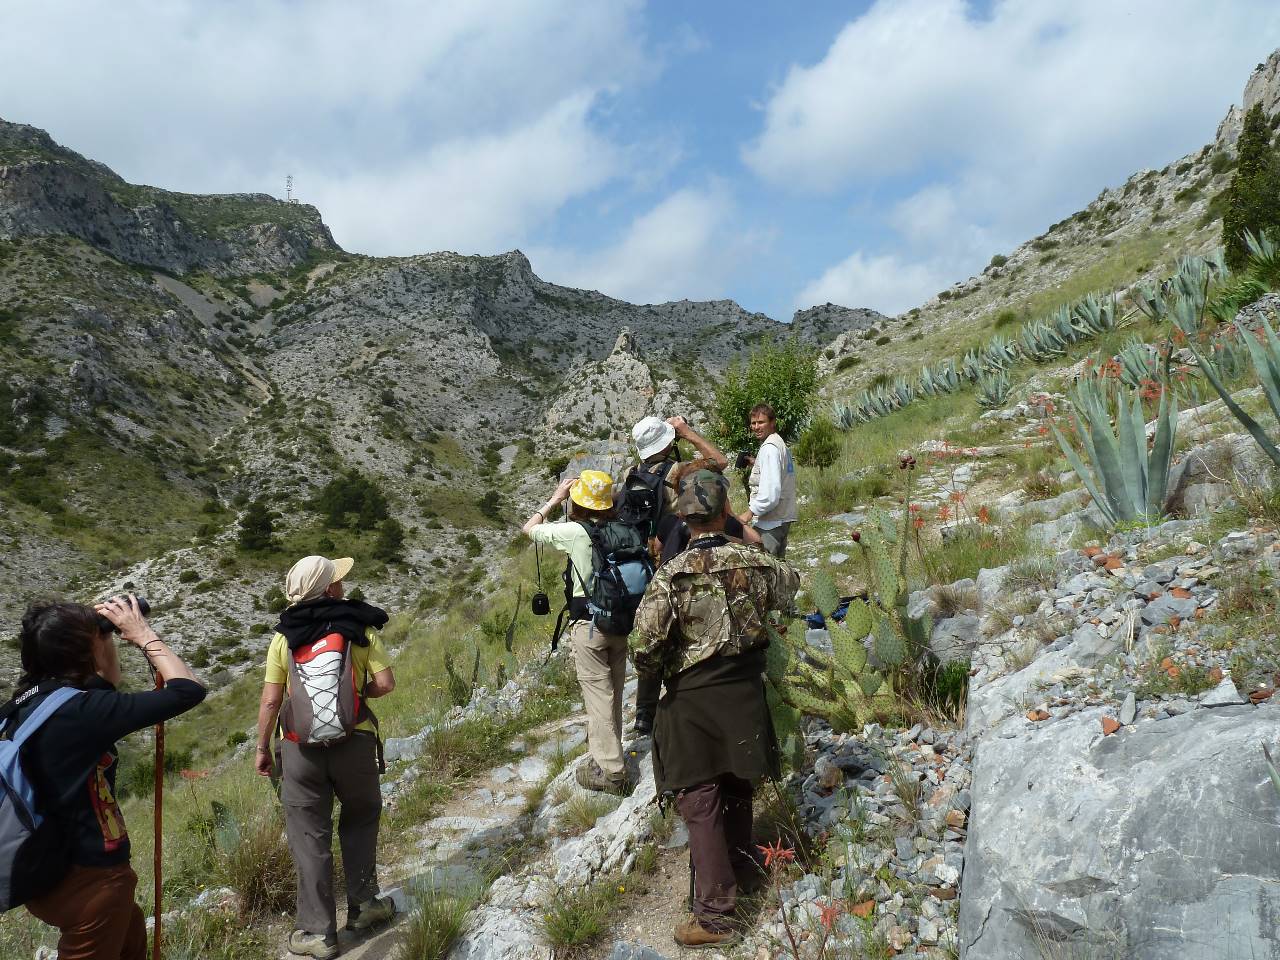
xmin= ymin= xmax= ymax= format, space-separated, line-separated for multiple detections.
xmin=274 ymin=597 xmax=389 ymax=651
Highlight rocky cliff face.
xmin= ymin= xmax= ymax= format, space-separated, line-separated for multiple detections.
xmin=0 ymin=119 xmax=337 ymax=277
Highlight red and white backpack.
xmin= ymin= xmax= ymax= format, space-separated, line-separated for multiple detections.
xmin=281 ymin=631 xmax=365 ymax=745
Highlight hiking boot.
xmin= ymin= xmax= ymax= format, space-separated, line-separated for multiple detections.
xmin=673 ymin=916 xmax=738 ymax=949
xmin=287 ymin=929 xmax=339 ymax=959
xmin=631 ymin=712 xmax=654 ymax=736
xmin=575 ymin=757 xmax=629 ymax=795
xmin=345 ymin=895 xmax=396 ymax=931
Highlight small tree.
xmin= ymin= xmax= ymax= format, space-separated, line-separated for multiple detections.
xmin=712 ymin=338 xmax=819 ymax=453
xmin=237 ymin=499 xmax=276 ymax=552
xmin=1223 ymin=104 xmax=1280 ymax=269
xmin=373 ymin=518 xmax=405 ymax=563
xmin=793 ymin=416 xmax=841 ymax=471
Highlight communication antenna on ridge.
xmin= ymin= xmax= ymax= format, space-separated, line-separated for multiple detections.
xmin=285 ymin=174 xmax=297 ymax=203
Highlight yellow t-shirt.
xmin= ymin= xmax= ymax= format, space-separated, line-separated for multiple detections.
xmin=264 ymin=628 xmax=391 ymax=737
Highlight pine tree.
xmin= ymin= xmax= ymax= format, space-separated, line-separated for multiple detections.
xmin=373 ymin=518 xmax=405 ymax=563
xmin=1223 ymin=104 xmax=1280 ymax=269
xmin=237 ymin=499 xmax=276 ymax=552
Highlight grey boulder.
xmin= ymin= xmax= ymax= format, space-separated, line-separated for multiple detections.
xmin=960 ymin=703 xmax=1280 ymax=959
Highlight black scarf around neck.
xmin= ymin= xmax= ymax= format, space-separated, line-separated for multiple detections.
xmin=275 ymin=598 xmax=389 ymax=651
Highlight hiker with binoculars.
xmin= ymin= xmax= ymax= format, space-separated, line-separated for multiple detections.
xmin=2 ymin=595 xmax=205 ymax=960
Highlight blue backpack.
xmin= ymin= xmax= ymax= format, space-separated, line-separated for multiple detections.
xmin=0 ymin=685 xmax=84 ymax=911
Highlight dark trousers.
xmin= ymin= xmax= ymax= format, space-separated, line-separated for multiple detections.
xmin=26 ymin=863 xmax=146 ymax=960
xmin=280 ymin=732 xmax=383 ymax=937
xmin=675 ymin=775 xmax=756 ymax=929
xmin=635 ymin=675 xmax=661 ymax=724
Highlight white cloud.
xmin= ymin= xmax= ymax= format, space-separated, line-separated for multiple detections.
xmin=0 ymin=0 xmax=648 ymax=254
xmin=530 ymin=185 xmax=765 ymax=304
xmin=796 ymin=251 xmax=952 ymax=317
xmin=306 ymin=95 xmax=618 ymax=255
xmin=753 ymin=0 xmax=1280 ymax=310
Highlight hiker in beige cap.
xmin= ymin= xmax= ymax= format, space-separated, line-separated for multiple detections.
xmin=522 ymin=472 xmax=638 ymax=794
xmin=255 ymin=555 xmax=397 ymax=958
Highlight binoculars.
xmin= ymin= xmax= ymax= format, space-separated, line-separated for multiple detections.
xmin=95 ymin=597 xmax=152 ymax=634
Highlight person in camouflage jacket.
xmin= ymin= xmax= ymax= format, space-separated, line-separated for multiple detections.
xmin=629 ymin=469 xmax=798 ymax=948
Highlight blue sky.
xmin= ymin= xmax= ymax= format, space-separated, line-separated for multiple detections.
xmin=3 ymin=1 xmax=1280 ymax=319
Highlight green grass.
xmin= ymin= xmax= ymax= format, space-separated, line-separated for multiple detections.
xmin=398 ymin=886 xmax=482 ymax=960
xmin=924 ymin=522 xmax=1032 ymax=585
xmin=539 ymin=877 xmax=625 ymax=952
xmin=559 ymin=792 xmax=622 ymax=834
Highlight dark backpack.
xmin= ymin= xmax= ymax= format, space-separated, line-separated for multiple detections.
xmin=566 ymin=520 xmax=655 ymax=636
xmin=615 ymin=460 xmax=676 ymax=539
xmin=0 ymin=684 xmax=84 ymax=911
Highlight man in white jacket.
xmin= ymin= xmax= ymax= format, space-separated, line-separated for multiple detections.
xmin=738 ymin=404 xmax=798 ymax=557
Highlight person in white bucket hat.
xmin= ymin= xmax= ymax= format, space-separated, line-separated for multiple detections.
xmin=620 ymin=416 xmax=729 ymax=737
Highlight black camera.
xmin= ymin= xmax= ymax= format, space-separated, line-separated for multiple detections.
xmin=734 ymin=451 xmax=752 ymax=470
xmin=95 ymin=596 xmax=152 ymax=633
xmin=531 ymin=592 xmax=550 ymax=617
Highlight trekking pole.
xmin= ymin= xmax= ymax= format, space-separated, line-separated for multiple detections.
xmin=153 ymin=669 xmax=164 ymax=960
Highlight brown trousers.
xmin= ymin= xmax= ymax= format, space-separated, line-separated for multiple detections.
xmin=280 ymin=732 xmax=383 ymax=937
xmin=675 ymin=775 xmax=757 ymax=930
xmin=26 ymin=863 xmax=146 ymax=960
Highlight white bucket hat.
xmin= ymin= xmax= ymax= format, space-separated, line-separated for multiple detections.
xmin=632 ymin=416 xmax=676 ymax=460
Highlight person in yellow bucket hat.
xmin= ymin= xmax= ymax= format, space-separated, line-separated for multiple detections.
xmin=521 ymin=470 xmax=635 ymax=794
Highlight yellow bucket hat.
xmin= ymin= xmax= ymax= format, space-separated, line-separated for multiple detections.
xmin=570 ymin=470 xmax=614 ymax=511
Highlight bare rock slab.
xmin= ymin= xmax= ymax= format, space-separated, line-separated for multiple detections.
xmin=960 ymin=703 xmax=1280 ymax=959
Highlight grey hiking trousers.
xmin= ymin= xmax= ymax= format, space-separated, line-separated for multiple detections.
xmin=280 ymin=731 xmax=383 ymax=937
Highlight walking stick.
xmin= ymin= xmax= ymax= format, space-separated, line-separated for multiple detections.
xmin=153 ymin=669 xmax=164 ymax=960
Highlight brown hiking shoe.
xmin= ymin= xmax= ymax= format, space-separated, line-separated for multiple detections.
xmin=575 ymin=757 xmax=630 ymax=795
xmin=673 ymin=917 xmax=739 ymax=949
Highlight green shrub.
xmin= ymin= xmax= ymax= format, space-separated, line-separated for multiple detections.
xmin=373 ymin=518 xmax=406 ymax=563
xmin=988 ymin=254 xmax=1008 ymax=269
xmin=793 ymin=416 xmax=840 ymax=471
xmin=835 ymin=355 xmax=861 ymax=371
xmin=875 ymin=335 xmax=891 ymax=346
xmin=236 ymin=500 xmax=276 ymax=552
xmin=311 ymin=469 xmax=389 ymax=529
xmin=711 ymin=338 xmax=818 ymax=451
xmin=177 ymin=569 xmax=200 ymax=584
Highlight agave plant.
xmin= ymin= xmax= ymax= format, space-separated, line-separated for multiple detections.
xmin=1048 ymin=304 xmax=1082 ymax=344
xmin=1051 ymin=376 xmax=1177 ymax=527
xmin=832 ymin=400 xmax=857 ymax=430
xmin=1072 ymin=292 xmax=1128 ymax=337
xmin=919 ymin=361 xmax=960 ymax=397
xmin=1129 ymin=281 xmax=1170 ymax=323
xmin=1210 ymin=329 xmax=1251 ymax=381
xmin=1177 ymin=309 xmax=1280 ymax=469
xmin=960 ymin=348 xmax=985 ymax=383
xmin=983 ymin=334 xmax=1018 ymax=371
xmin=1018 ymin=318 xmax=1069 ymax=361
xmin=1117 ymin=337 xmax=1158 ymax=389
xmin=976 ymin=369 xmax=1011 ymax=408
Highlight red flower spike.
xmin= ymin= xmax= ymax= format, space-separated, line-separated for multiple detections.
xmin=818 ymin=900 xmax=844 ymax=931
xmin=758 ymin=840 xmax=796 ymax=868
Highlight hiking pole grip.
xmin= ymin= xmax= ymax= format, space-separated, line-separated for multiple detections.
xmin=153 ymin=671 xmax=164 ymax=960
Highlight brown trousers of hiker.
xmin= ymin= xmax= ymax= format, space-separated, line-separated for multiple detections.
xmin=568 ymin=619 xmax=628 ymax=777
xmin=675 ymin=775 xmax=756 ymax=930
xmin=280 ymin=732 xmax=383 ymax=937
xmin=26 ymin=863 xmax=146 ymax=960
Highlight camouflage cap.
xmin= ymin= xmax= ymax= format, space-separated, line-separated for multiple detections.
xmin=675 ymin=469 xmax=728 ymax=522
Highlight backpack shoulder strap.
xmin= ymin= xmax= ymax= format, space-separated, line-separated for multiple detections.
xmin=4 ymin=687 xmax=84 ymax=749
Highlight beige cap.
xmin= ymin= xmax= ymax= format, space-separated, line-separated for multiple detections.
xmin=285 ymin=555 xmax=354 ymax=604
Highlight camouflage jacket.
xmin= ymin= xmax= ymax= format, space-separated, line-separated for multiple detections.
xmin=630 ymin=538 xmax=799 ymax=682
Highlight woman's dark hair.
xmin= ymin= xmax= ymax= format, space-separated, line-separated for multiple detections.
xmin=17 ymin=601 xmax=104 ymax=694
xmin=567 ymin=501 xmax=615 ymax=524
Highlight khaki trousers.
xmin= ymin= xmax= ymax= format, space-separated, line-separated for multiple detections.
xmin=568 ymin=619 xmax=627 ymax=777
xmin=26 ymin=863 xmax=146 ymax=960
xmin=280 ymin=732 xmax=383 ymax=937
